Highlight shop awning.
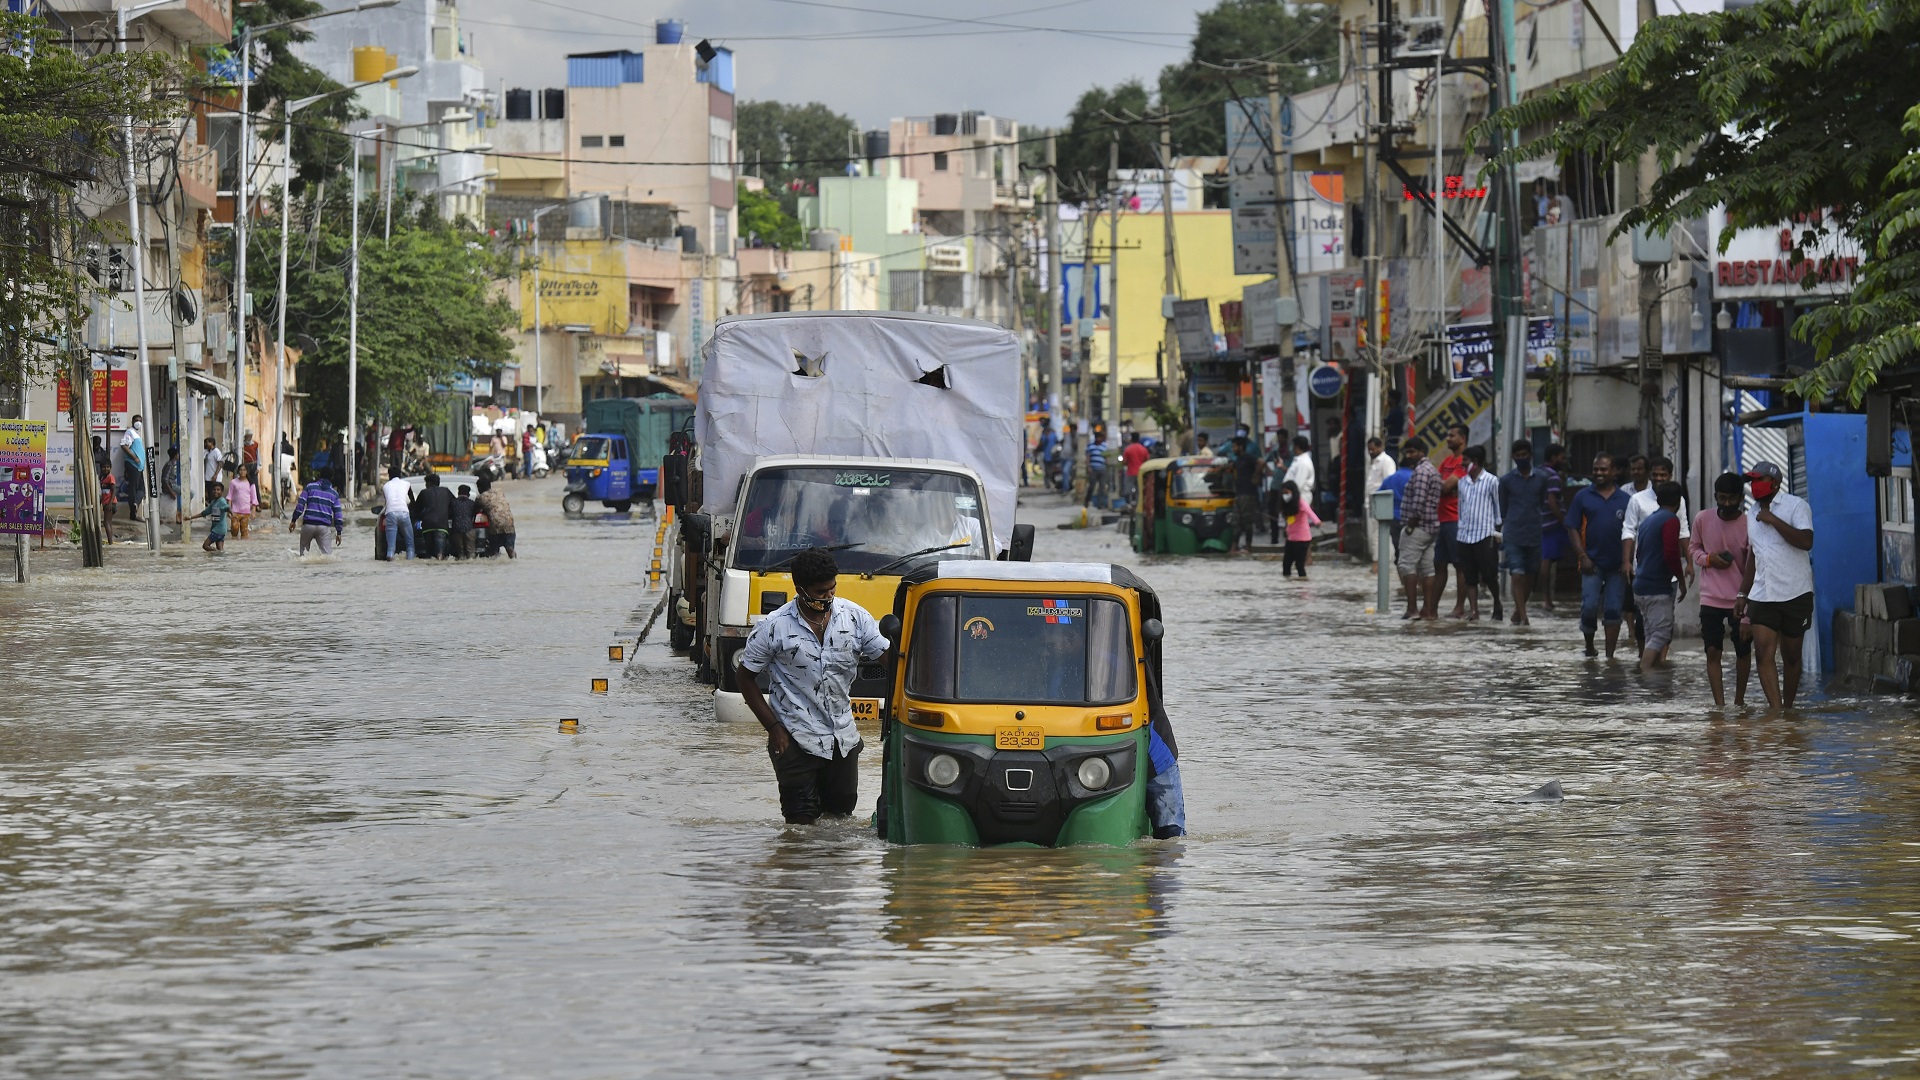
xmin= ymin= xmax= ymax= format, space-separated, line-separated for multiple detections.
xmin=185 ymin=369 xmax=232 ymax=399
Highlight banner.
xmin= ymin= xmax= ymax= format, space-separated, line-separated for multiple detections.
xmin=1447 ymin=318 xmax=1558 ymax=382
xmin=520 ymin=241 xmax=629 ymax=336
xmin=0 ymin=420 xmax=48 ymax=535
xmin=54 ymin=358 xmax=130 ymax=432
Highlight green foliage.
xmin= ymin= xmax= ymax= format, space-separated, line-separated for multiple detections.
xmin=251 ymin=190 xmax=517 ymax=433
xmin=1156 ymin=0 xmax=1338 ymax=158
xmin=208 ymin=0 xmax=358 ymax=193
xmin=1479 ymin=0 xmax=1920 ymax=403
xmin=737 ymin=182 xmax=804 ymax=250
xmin=736 ymin=100 xmax=858 ymax=215
xmin=0 ymin=13 xmax=187 ymax=387
xmin=1056 ymin=0 xmax=1338 ymax=204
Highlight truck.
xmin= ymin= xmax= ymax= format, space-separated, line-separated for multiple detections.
xmin=665 ymin=311 xmax=1033 ymax=725
xmin=567 ymin=396 xmax=694 ymax=515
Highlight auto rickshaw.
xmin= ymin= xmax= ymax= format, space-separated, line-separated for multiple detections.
xmin=562 ymin=432 xmax=645 ymax=515
xmin=1131 ymin=455 xmax=1234 ymax=554
xmin=875 ymin=560 xmax=1176 ymax=847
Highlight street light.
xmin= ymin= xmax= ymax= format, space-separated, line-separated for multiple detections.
xmin=379 ymin=111 xmax=477 ymax=240
xmin=425 ymin=168 xmax=497 ymax=193
xmin=529 ymin=195 xmax=597 ymax=417
xmin=116 ymin=0 xmax=184 ymax=552
xmin=269 ymin=66 xmax=416 ymax=515
xmin=232 ymin=0 xmax=400 ymax=505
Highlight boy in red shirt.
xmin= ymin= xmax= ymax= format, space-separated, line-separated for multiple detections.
xmin=1435 ymin=423 xmax=1470 ymax=618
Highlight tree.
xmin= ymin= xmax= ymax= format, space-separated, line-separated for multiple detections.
xmin=737 ymin=182 xmax=804 ymax=250
xmin=1156 ymin=0 xmax=1338 ymax=158
xmin=0 ymin=13 xmax=185 ymax=390
xmin=1056 ymin=80 xmax=1157 ymax=203
xmin=736 ymin=100 xmax=858 ymax=214
xmin=252 ymin=191 xmax=517 ymax=440
xmin=211 ymin=0 xmax=358 ymax=193
xmin=1481 ymin=0 xmax=1920 ymax=404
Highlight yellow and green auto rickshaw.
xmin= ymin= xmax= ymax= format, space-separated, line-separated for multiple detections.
xmin=1131 ymin=455 xmax=1234 ymax=554
xmin=875 ymin=560 xmax=1179 ymax=847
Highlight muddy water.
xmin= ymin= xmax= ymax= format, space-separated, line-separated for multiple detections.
xmin=2 ymin=485 xmax=1917 ymax=1077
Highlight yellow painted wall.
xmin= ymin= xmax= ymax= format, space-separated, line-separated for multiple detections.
xmin=1080 ymin=210 xmax=1269 ymax=388
xmin=519 ymin=239 xmax=629 ymax=336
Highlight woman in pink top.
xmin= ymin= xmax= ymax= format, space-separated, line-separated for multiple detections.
xmin=226 ymin=464 xmax=260 ymax=540
xmin=1279 ymin=479 xmax=1321 ymax=578
xmin=1689 ymin=473 xmax=1753 ymax=706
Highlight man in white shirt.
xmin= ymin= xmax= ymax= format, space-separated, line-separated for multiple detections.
xmin=380 ymin=466 xmax=416 ymax=560
xmin=201 ymin=437 xmax=224 ymax=505
xmin=1363 ymin=436 xmax=1395 ymax=566
xmin=1736 ymin=461 xmax=1814 ymax=710
xmin=1621 ymin=455 xmax=1691 ymax=572
xmin=1283 ymin=434 xmax=1316 ymax=511
xmin=118 ymin=417 xmax=147 ymax=523
xmin=1453 ymin=445 xmax=1504 ymax=622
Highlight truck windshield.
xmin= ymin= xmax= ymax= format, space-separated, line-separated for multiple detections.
xmin=573 ymin=436 xmax=612 ymax=462
xmin=905 ymin=593 xmax=1136 ymax=705
xmin=732 ymin=466 xmax=989 ymax=571
xmin=1167 ymin=462 xmax=1228 ymax=501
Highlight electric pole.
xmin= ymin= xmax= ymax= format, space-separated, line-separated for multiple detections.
xmin=1045 ymin=134 xmax=1063 ymax=440
xmin=1110 ymin=129 xmax=1123 ymax=452
xmin=1268 ymin=64 xmax=1299 ymax=441
xmin=1158 ymin=112 xmax=1179 ymax=426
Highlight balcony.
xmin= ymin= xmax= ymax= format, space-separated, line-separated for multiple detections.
xmin=177 ymin=134 xmax=219 ymax=211
xmin=146 ymin=0 xmax=234 ymax=46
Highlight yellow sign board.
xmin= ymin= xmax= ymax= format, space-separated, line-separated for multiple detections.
xmin=520 ymin=240 xmax=629 ymax=337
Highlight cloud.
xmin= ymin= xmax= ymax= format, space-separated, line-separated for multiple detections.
xmin=457 ymin=0 xmax=1205 ymax=128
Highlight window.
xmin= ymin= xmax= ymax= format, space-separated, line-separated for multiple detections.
xmin=906 ymin=594 xmax=1137 ymax=705
xmin=709 ymin=116 xmax=733 ymax=181
xmin=608 ymin=134 xmax=625 ymax=148
xmin=932 ymin=152 xmax=948 ymax=172
xmin=208 ymin=115 xmax=240 ymax=192
xmin=731 ymin=466 xmax=988 ymax=572
xmin=581 ymin=135 xmax=603 ymax=148
xmin=711 ymin=207 xmax=731 ymax=257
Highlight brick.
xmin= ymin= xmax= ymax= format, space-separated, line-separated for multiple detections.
xmin=1895 ymin=618 xmax=1920 ymax=656
xmin=1862 ymin=617 xmax=1895 ymax=652
xmin=1834 ymin=612 xmax=1862 ymax=650
xmin=1857 ymin=583 xmax=1875 ymax=616
xmin=1879 ymin=584 xmax=1915 ymax=622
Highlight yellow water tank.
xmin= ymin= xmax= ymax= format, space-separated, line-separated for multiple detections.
xmin=352 ymin=46 xmax=397 ymax=83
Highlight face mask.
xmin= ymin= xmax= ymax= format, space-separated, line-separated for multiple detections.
xmin=798 ymin=592 xmax=832 ymax=614
xmin=1718 ymin=503 xmax=1742 ymax=520
xmin=1516 ymin=458 xmax=1532 ymax=472
xmin=1750 ymin=479 xmax=1778 ymax=501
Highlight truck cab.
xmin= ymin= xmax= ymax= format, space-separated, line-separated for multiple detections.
xmin=701 ymin=454 xmax=998 ymax=725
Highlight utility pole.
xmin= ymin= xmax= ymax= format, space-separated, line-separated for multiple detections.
xmin=1364 ymin=0 xmax=1388 ymax=440
xmin=1157 ymin=113 xmax=1179 ymax=426
xmin=1488 ymin=0 xmax=1526 ymax=474
xmin=118 ymin=0 xmax=164 ymax=553
xmin=1268 ymin=64 xmax=1299 ymax=441
xmin=1045 ymin=134 xmax=1063 ymax=440
xmin=346 ymin=135 xmax=362 ymax=503
xmin=1108 ymin=131 xmax=1123 ymax=452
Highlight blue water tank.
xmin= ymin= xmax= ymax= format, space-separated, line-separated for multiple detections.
xmin=656 ymin=19 xmax=684 ymax=44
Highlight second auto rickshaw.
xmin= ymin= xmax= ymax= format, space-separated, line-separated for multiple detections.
xmin=1131 ymin=455 xmax=1234 ymax=554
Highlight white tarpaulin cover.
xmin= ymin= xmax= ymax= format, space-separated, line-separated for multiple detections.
xmin=696 ymin=312 xmax=1024 ymax=549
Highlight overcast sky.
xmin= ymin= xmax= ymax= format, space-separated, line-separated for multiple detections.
xmin=458 ymin=0 xmax=1213 ymax=129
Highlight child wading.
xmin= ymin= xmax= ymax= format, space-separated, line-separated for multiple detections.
xmin=1278 ymin=479 xmax=1320 ymax=578
xmin=193 ymin=489 xmax=231 ymax=552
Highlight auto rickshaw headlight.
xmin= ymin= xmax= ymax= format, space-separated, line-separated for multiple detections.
xmin=926 ymin=754 xmax=962 ymax=787
xmin=1076 ymin=756 xmax=1112 ymax=791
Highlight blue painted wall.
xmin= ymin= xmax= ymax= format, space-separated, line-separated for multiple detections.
xmin=1799 ymin=413 xmax=1877 ymax=671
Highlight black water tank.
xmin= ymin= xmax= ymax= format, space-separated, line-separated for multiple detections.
xmin=541 ymin=88 xmax=566 ymax=120
xmin=863 ymin=129 xmax=888 ymax=163
xmin=933 ymin=113 xmax=958 ymax=136
xmin=676 ymin=225 xmax=701 ymax=253
xmin=505 ymin=88 xmax=532 ymax=120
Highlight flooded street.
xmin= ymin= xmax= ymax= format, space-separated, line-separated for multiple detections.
xmin=4 ymin=481 xmax=1918 ymax=1077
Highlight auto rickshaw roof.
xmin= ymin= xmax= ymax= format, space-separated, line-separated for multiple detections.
xmin=898 ymin=558 xmax=1158 ymax=599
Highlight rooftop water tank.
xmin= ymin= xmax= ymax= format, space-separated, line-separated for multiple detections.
xmin=656 ymin=19 xmax=684 ymax=44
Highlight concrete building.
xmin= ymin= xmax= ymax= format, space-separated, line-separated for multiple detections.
xmin=887 ymin=112 xmax=1032 ymax=324
xmin=562 ymin=22 xmax=737 ymax=258
xmin=796 ymin=160 xmax=927 ymax=312
xmin=297 ymin=0 xmax=493 ymax=222
xmin=737 ymin=247 xmax=880 ymax=316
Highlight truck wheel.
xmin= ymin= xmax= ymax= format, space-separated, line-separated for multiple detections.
xmin=611 ymin=500 xmax=632 ymax=513
xmin=562 ymin=492 xmax=586 ymax=516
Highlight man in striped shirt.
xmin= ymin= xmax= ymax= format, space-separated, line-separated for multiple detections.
xmin=1395 ymin=440 xmax=1443 ymax=619
xmin=1454 ymin=445 xmax=1504 ymax=621
xmin=290 ymin=475 xmax=345 ymax=555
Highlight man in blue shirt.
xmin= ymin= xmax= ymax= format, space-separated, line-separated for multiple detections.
xmin=1380 ymin=457 xmax=1413 ymax=553
xmin=1497 ymin=438 xmax=1551 ymax=625
xmin=1564 ymin=451 xmax=1633 ymax=658
xmin=738 ymin=547 xmax=890 ymax=824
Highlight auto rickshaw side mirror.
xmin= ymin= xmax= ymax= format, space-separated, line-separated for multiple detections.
xmin=662 ymin=455 xmax=688 ymax=508
xmin=878 ymin=613 xmax=902 ymax=651
xmin=1007 ymin=522 xmax=1035 ymax=562
xmin=1141 ymin=618 xmax=1164 ymax=643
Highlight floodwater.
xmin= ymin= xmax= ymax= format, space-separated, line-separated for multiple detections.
xmin=3 ymin=483 xmax=1918 ymax=1078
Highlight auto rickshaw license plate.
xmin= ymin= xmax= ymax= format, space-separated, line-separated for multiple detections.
xmin=994 ymin=725 xmax=1045 ymax=751
xmin=851 ymin=698 xmax=883 ymax=721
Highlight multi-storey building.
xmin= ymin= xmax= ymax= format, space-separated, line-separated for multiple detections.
xmin=886 ymin=112 xmax=1032 ymax=324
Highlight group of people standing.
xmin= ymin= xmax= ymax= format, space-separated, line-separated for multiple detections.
xmin=1378 ymin=427 xmax=1815 ymax=709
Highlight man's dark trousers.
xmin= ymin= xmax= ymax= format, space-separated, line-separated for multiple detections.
xmin=767 ymin=739 xmax=860 ymax=824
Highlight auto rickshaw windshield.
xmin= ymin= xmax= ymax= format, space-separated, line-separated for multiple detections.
xmin=906 ymin=593 xmax=1136 ymax=705
xmin=732 ymin=466 xmax=990 ymax=571
xmin=1167 ymin=462 xmax=1229 ymax=501
xmin=572 ymin=436 xmax=612 ymax=462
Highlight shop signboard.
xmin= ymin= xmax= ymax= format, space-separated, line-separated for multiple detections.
xmin=1447 ymin=318 xmax=1558 ymax=382
xmin=53 ymin=358 xmax=130 ymax=432
xmin=0 ymin=419 xmax=48 ymax=534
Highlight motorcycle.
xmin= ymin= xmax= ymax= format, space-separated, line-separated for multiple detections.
xmin=527 ymin=443 xmax=550 ymax=479
xmin=473 ymin=453 xmax=506 ymax=484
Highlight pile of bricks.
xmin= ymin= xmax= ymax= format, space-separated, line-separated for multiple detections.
xmin=1833 ymin=583 xmax=1920 ymax=692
